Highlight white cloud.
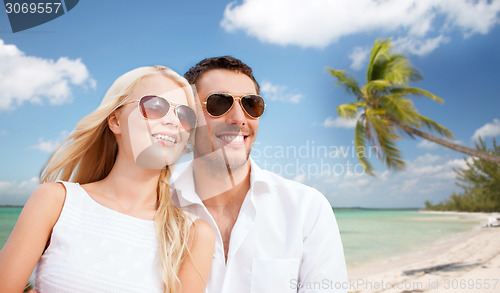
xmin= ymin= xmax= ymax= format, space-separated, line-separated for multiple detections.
xmin=412 ymin=153 xmax=443 ymax=165
xmin=29 ymin=130 xmax=69 ymax=153
xmin=440 ymin=0 xmax=500 ymax=36
xmin=30 ymin=139 xmax=61 ymax=153
xmin=417 ymin=139 xmax=439 ymax=150
xmin=0 ymin=39 xmax=95 ymax=111
xmin=393 ymin=35 xmax=451 ymax=56
xmin=472 ymin=118 xmax=500 ymax=140
xmin=221 ymin=0 xmax=500 ymax=53
xmin=403 ymin=154 xmax=470 ymax=182
xmin=408 ymin=156 xmax=470 ymax=180
xmin=260 ymin=81 xmax=304 ymax=103
xmin=349 ymin=46 xmax=370 ymax=70
xmin=323 ymin=116 xmax=357 ymax=129
xmin=0 ymin=177 xmax=39 ymax=205
xmin=322 ymin=112 xmax=362 ymax=129
xmin=401 ymin=178 xmax=419 ymax=192
xmin=315 ymin=153 xmax=472 ymax=207
xmin=0 ymin=130 xmax=8 ymax=136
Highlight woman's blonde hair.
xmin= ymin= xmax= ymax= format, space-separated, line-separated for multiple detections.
xmin=40 ymin=65 xmax=196 ymax=292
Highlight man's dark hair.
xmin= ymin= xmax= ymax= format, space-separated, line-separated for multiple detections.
xmin=184 ymin=56 xmax=260 ymax=94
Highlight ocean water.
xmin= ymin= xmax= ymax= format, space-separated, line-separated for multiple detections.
xmin=0 ymin=207 xmax=22 ymax=249
xmin=334 ymin=209 xmax=479 ymax=268
xmin=0 ymin=208 xmax=480 ymax=269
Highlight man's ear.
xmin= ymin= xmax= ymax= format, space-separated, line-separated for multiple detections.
xmin=108 ymin=111 xmax=121 ymax=134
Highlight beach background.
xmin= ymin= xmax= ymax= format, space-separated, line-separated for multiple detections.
xmin=2 ymin=207 xmax=499 ymax=292
xmin=1 ymin=1 xmax=500 ymax=292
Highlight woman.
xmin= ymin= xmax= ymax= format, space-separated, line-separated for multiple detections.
xmin=0 ymin=66 xmax=214 ymax=293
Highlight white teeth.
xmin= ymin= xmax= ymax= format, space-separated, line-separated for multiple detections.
xmin=219 ymin=135 xmax=244 ymax=142
xmin=153 ymin=134 xmax=176 ymax=143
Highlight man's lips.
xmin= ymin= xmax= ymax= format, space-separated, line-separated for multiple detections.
xmin=216 ymin=133 xmax=248 ymax=145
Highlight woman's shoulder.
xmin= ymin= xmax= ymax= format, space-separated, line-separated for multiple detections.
xmin=180 ymin=211 xmax=213 ymax=241
xmin=28 ymin=182 xmax=67 ymax=215
xmin=32 ymin=182 xmax=66 ymax=200
xmin=10 ymin=182 xmax=68 ymax=248
xmin=190 ymin=218 xmax=214 ymax=244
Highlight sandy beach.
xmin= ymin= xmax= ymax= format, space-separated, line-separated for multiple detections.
xmin=347 ymin=212 xmax=500 ymax=293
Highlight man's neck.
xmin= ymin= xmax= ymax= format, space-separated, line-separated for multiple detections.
xmin=192 ymin=155 xmax=252 ymax=261
xmin=192 ymin=151 xmax=252 ymax=203
xmin=201 ymin=170 xmax=250 ymax=212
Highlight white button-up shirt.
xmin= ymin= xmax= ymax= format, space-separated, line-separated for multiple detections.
xmin=172 ymin=159 xmax=348 ymax=293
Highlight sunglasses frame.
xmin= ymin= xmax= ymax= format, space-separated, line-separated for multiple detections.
xmin=202 ymin=93 xmax=266 ymax=119
xmin=121 ymin=95 xmax=197 ymax=132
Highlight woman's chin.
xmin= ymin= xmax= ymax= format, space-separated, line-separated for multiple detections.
xmin=134 ymin=142 xmax=183 ymax=169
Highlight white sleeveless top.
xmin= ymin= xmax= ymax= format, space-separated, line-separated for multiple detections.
xmin=35 ymin=181 xmax=194 ymax=293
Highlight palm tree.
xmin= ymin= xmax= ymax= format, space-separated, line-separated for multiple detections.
xmin=328 ymin=38 xmax=500 ymax=176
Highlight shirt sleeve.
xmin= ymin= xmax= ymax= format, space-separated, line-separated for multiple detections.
xmin=298 ymin=191 xmax=348 ymax=293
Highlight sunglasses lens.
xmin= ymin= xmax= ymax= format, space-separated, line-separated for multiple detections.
xmin=242 ymin=95 xmax=265 ymax=118
xmin=139 ymin=95 xmax=169 ymax=119
xmin=177 ymin=105 xmax=197 ymax=132
xmin=206 ymin=93 xmax=234 ymax=117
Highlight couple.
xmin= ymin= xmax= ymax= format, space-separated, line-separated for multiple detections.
xmin=0 ymin=56 xmax=347 ymax=293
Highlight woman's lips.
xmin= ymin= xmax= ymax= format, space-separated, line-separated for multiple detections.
xmin=152 ymin=133 xmax=178 ymax=147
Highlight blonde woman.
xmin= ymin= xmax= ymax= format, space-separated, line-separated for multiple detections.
xmin=0 ymin=66 xmax=215 ymax=293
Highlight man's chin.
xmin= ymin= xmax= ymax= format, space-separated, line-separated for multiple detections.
xmin=194 ymin=147 xmax=249 ymax=170
xmin=225 ymin=156 xmax=249 ymax=171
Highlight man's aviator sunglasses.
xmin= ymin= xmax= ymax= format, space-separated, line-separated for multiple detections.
xmin=203 ymin=93 xmax=266 ymax=118
xmin=122 ymin=95 xmax=197 ymax=132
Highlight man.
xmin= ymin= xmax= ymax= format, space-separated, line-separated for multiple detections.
xmin=172 ymin=56 xmax=347 ymax=292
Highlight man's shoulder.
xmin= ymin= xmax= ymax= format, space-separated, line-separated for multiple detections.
xmin=257 ymin=167 xmax=316 ymax=192
xmin=252 ymin=164 xmax=330 ymax=207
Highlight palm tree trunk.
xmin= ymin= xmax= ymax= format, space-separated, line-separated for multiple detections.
xmin=395 ymin=123 xmax=500 ymax=164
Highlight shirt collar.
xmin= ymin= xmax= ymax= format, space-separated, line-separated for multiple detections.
xmin=248 ymin=157 xmax=269 ymax=190
xmin=172 ymin=157 xmax=269 ymax=207
xmin=171 ymin=162 xmax=203 ymax=208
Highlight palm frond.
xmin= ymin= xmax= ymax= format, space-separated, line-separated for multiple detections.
xmin=390 ymin=86 xmax=444 ymax=103
xmin=382 ymin=56 xmax=417 ymax=85
xmin=365 ymin=80 xmax=392 ymax=94
xmin=380 ymin=94 xmax=420 ymax=126
xmin=419 ymin=115 xmax=454 ymax=139
xmin=326 ymin=37 xmax=468 ymax=174
xmin=367 ymin=108 xmax=387 ymax=117
xmin=337 ymin=102 xmax=364 ymax=119
xmin=366 ymin=109 xmax=405 ymax=170
xmin=367 ymin=38 xmax=392 ymax=82
xmin=367 ymin=39 xmax=421 ymax=85
xmin=364 ymin=114 xmax=375 ymax=144
xmin=326 ymin=67 xmax=362 ymax=97
xmin=378 ymin=135 xmax=406 ymax=170
xmin=354 ymin=119 xmax=374 ymax=176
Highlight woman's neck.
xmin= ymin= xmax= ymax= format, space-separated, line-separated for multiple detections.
xmin=87 ymin=153 xmax=163 ymax=215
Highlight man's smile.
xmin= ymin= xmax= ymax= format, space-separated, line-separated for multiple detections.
xmin=216 ymin=132 xmax=248 ymax=145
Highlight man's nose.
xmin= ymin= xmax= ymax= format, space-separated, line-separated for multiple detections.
xmin=225 ymin=99 xmax=247 ymax=125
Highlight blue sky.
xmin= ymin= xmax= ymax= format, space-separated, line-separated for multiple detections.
xmin=1 ymin=0 xmax=499 ymax=207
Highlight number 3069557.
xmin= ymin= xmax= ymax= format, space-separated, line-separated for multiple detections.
xmin=5 ymin=2 xmax=62 ymax=14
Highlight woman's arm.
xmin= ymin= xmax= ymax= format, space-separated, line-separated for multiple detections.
xmin=178 ymin=219 xmax=215 ymax=293
xmin=0 ymin=182 xmax=66 ymax=293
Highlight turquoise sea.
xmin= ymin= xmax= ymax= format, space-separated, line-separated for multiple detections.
xmin=334 ymin=209 xmax=479 ymax=267
xmin=0 ymin=208 xmax=480 ymax=268
xmin=0 ymin=207 xmax=22 ymax=249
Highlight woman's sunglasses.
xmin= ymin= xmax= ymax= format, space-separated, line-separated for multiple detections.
xmin=203 ymin=93 xmax=266 ymax=119
xmin=122 ymin=95 xmax=197 ymax=132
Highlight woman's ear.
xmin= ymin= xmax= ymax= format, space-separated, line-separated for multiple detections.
xmin=108 ymin=111 xmax=121 ymax=134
